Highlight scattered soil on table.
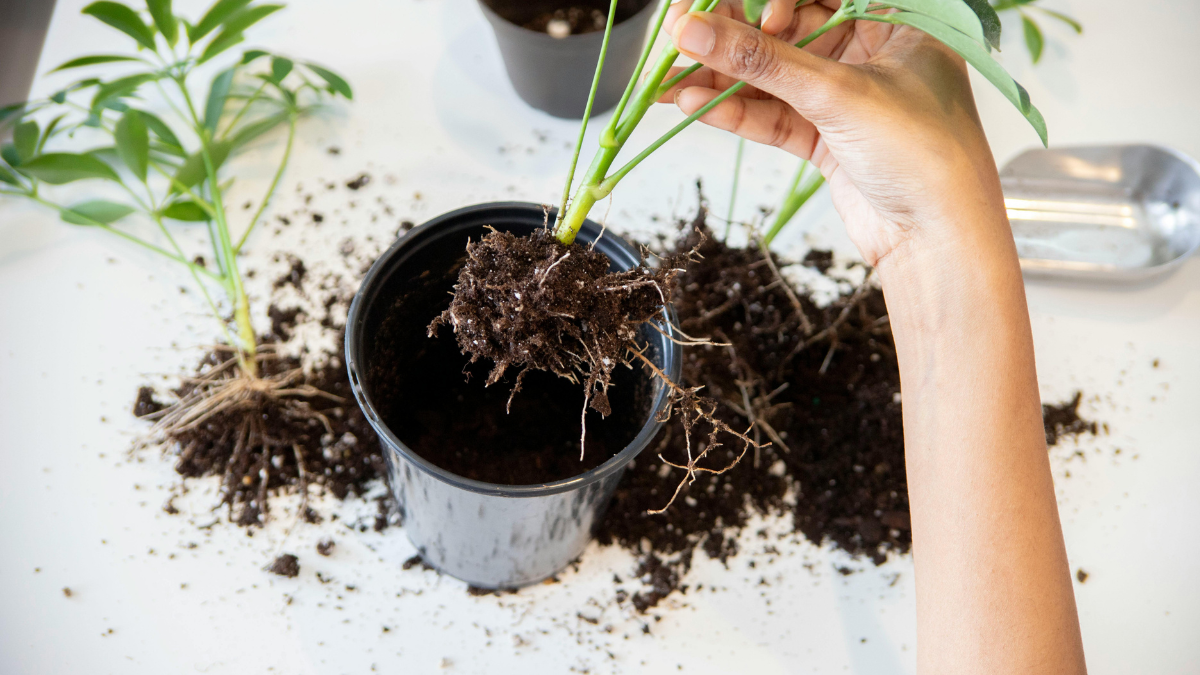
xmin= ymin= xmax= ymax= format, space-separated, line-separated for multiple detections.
xmin=1043 ymin=391 xmax=1099 ymax=446
xmin=268 ymin=554 xmax=300 ymax=578
xmin=597 ymin=207 xmax=1109 ymax=612
xmin=596 ymin=209 xmax=903 ymax=609
xmin=316 ymin=539 xmax=335 ymax=556
xmin=1076 ymin=568 xmax=1088 ymax=583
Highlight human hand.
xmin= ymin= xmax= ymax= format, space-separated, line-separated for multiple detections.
xmin=659 ymin=1 xmax=1009 ymax=269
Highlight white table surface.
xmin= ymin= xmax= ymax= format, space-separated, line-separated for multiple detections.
xmin=2 ymin=1 xmax=1198 ymax=673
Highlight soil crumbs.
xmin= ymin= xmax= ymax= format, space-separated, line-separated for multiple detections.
xmin=596 ymin=209 xmax=1104 ymax=612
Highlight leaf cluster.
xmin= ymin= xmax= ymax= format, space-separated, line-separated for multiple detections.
xmin=0 ymin=0 xmax=349 ymax=229
xmin=991 ymin=0 xmax=1082 ymax=64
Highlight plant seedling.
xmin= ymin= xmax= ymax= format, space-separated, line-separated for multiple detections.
xmin=0 ymin=0 xmax=352 ymax=522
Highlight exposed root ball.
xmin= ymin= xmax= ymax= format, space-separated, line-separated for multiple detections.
xmin=429 ymin=228 xmax=682 ymax=418
xmin=141 ymin=347 xmax=386 ymax=526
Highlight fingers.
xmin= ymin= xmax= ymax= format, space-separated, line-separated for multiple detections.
xmin=671 ymin=11 xmax=856 ymax=123
xmin=654 ymin=66 xmax=773 ymax=103
xmin=674 ymin=86 xmax=818 ymax=159
xmin=759 ymin=0 xmax=795 ymax=35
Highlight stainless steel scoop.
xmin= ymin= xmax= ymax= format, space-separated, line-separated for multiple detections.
xmin=1001 ymin=144 xmax=1200 ymax=281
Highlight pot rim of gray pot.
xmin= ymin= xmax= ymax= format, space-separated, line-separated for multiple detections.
xmin=476 ymin=0 xmax=658 ymax=39
xmin=345 ymin=201 xmax=681 ymax=498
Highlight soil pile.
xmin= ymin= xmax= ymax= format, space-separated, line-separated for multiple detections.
xmin=139 ymin=344 xmax=387 ymax=526
xmin=598 ymin=212 xmax=906 ymax=589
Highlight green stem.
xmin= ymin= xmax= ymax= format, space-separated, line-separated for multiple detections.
xmin=656 ymin=62 xmax=701 ymax=99
xmin=725 ymin=137 xmax=744 ymax=239
xmin=762 ymin=159 xmax=824 ymax=246
xmin=178 ymin=76 xmax=258 ymax=376
xmin=558 ymin=0 xmax=621 ymax=223
xmin=220 ymin=81 xmax=268 ymax=140
xmin=235 ymin=111 xmax=296 ymax=253
xmin=29 ymin=193 xmax=221 ymax=281
xmin=600 ymin=0 xmax=674 ymax=148
xmin=557 ymin=6 xmax=849 ymax=243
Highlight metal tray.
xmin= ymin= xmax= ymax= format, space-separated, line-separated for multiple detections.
xmin=1000 ymin=144 xmax=1200 ymax=281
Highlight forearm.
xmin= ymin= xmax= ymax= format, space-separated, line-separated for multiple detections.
xmin=879 ymin=219 xmax=1086 ymax=674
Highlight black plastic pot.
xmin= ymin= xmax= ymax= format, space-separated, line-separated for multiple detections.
xmin=478 ymin=0 xmax=657 ymax=118
xmin=345 ymin=202 xmax=680 ymax=588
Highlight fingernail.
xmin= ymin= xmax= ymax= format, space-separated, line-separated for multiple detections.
xmin=674 ymin=15 xmax=715 ymax=56
xmin=761 ymin=4 xmax=774 ymax=29
xmin=673 ymin=88 xmax=683 ymax=108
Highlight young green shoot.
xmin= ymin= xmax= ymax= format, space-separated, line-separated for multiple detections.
xmin=550 ymin=0 xmax=1048 ymax=247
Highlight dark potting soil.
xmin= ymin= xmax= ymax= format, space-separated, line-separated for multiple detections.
xmin=370 ymin=232 xmax=656 ymax=484
xmin=429 ymin=228 xmax=678 ymax=421
xmin=597 ymin=212 xmax=907 ymax=580
xmin=137 ymin=338 xmax=388 ymax=526
xmin=524 ymin=7 xmax=607 ymax=35
xmin=268 ymin=553 xmax=300 ymax=577
xmin=1043 ymin=391 xmax=1099 ymax=446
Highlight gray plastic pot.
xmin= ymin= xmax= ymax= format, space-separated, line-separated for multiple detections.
xmin=344 ymin=202 xmax=680 ymax=588
xmin=478 ymin=0 xmax=656 ymax=118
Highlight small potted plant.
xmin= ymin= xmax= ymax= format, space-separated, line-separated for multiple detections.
xmin=477 ymin=0 xmax=659 ymax=117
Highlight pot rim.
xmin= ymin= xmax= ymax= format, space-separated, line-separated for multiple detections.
xmin=345 ymin=201 xmax=681 ymax=498
xmin=476 ymin=0 xmax=658 ymax=40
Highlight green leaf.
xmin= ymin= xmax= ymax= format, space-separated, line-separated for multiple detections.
xmin=743 ymin=0 xmax=767 ymax=23
xmin=171 ymin=139 xmax=231 ymax=191
xmin=115 ymin=110 xmax=150 ymax=180
xmin=13 ymin=121 xmax=39 ymax=162
xmin=160 ymin=198 xmax=211 ymax=221
xmin=50 ymin=54 xmax=142 ymax=73
xmin=188 ymin=0 xmax=251 ymax=43
xmin=1021 ymin=15 xmax=1043 ymax=63
xmin=875 ymin=0 xmax=985 ymax=45
xmin=91 ymin=72 xmax=157 ymax=110
xmin=241 ymin=48 xmax=268 ymax=64
xmin=0 ymin=103 xmax=26 ymax=124
xmin=961 ymin=0 xmax=1001 ymax=49
xmin=304 ymin=63 xmax=352 ymax=99
xmin=1 ymin=144 xmax=20 ymax=168
xmin=0 ymin=164 xmax=21 ymax=186
xmin=37 ymin=114 xmax=68 ymax=153
xmin=146 ymin=0 xmax=178 ymax=46
xmin=198 ymin=28 xmax=245 ymax=64
xmin=204 ymin=68 xmax=235 ymax=133
xmin=18 ymin=152 xmax=120 ymax=184
xmin=220 ymin=4 xmax=283 ymax=35
xmin=270 ymin=56 xmax=293 ymax=82
xmin=886 ymin=12 xmax=1045 ymax=144
xmin=227 ymin=110 xmax=287 ymax=149
xmin=854 ymin=0 xmax=869 ymax=13
xmin=82 ymin=2 xmax=157 ymax=50
xmin=138 ymin=110 xmax=184 ymax=153
xmin=1038 ymin=7 xmax=1082 ymax=34
xmin=61 ymin=199 xmax=136 ymax=225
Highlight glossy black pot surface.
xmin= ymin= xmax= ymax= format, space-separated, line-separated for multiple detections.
xmin=345 ymin=202 xmax=680 ymax=588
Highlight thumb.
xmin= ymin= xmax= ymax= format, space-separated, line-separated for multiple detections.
xmin=671 ymin=11 xmax=854 ymax=122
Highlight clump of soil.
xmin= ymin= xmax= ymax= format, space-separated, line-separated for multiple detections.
xmin=430 ymin=228 xmax=681 ymax=430
xmin=268 ymin=554 xmax=300 ymax=577
xmin=596 ymin=210 xmax=906 ymax=609
xmin=138 ymin=344 xmax=387 ymax=526
xmin=524 ymin=7 xmax=607 ymax=35
xmin=599 ymin=208 xmax=1108 ymax=612
xmin=1043 ymin=391 xmax=1099 ymax=446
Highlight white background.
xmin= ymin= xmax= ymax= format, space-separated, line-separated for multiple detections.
xmin=1 ymin=0 xmax=1198 ymax=673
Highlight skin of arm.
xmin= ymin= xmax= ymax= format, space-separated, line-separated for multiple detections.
xmin=655 ymin=2 xmax=1088 ymax=672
